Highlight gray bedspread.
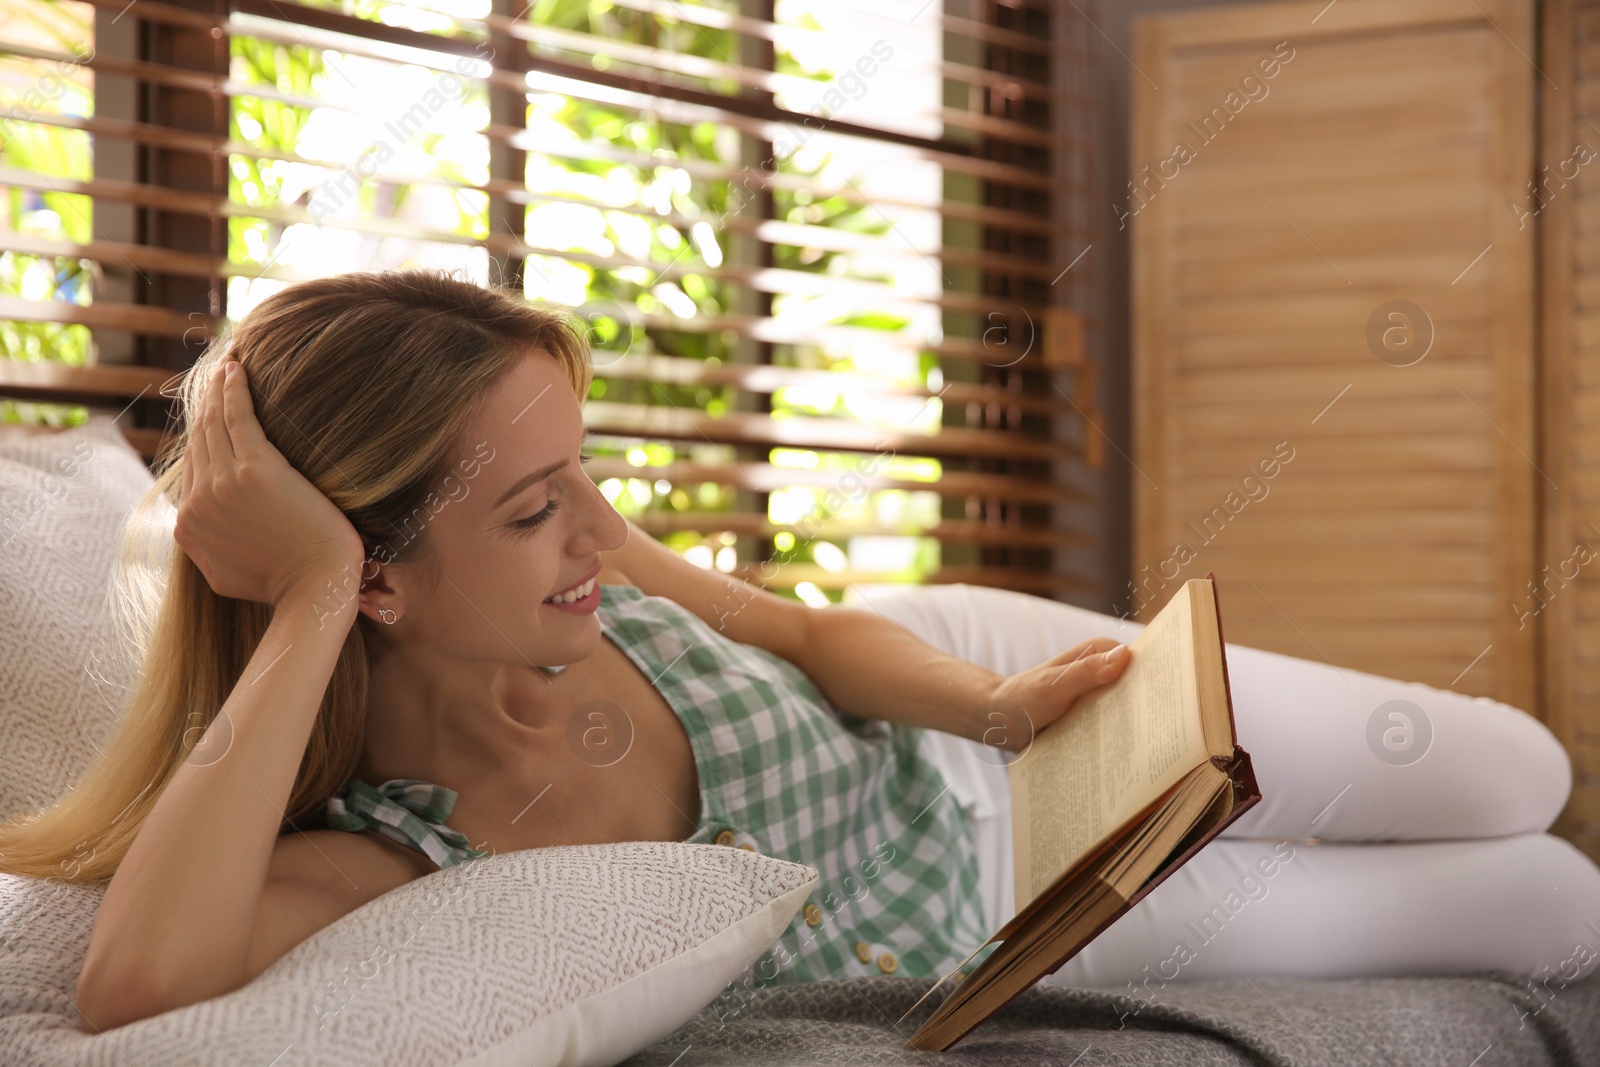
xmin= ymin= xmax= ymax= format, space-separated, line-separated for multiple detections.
xmin=622 ymin=970 xmax=1600 ymax=1066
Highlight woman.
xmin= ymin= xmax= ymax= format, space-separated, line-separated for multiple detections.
xmin=0 ymin=270 xmax=1133 ymax=1031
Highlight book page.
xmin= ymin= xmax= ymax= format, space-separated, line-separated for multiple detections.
xmin=1190 ymin=579 xmax=1233 ymax=757
xmin=1011 ymin=580 xmax=1212 ymax=905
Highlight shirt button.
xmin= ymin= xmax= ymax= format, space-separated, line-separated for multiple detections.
xmin=803 ymin=903 xmax=822 ymax=927
xmin=715 ymin=829 xmax=736 ymax=846
xmin=876 ymin=951 xmax=898 ymax=975
xmin=731 ymin=831 xmax=760 ymax=852
xmin=854 ymin=940 xmax=872 ymax=964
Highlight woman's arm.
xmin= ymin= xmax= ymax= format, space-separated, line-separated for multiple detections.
xmin=76 ymin=354 xmax=370 ymax=1029
xmin=785 ymin=603 xmax=1130 ymax=753
xmin=76 ymin=578 xmax=355 ymax=1029
xmin=603 ymin=516 xmax=1130 ymax=751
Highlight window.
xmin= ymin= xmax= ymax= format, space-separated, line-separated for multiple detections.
xmin=0 ymin=0 xmax=1099 ymax=600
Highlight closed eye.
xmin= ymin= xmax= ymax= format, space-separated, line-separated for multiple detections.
xmin=513 ymin=499 xmax=561 ymax=530
xmin=511 ymin=455 xmax=592 ymax=531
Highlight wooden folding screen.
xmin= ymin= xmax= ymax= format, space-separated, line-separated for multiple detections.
xmin=1538 ymin=0 xmax=1600 ymax=859
xmin=1130 ymin=0 xmax=1537 ymax=710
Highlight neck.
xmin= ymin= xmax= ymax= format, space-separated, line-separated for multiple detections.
xmin=354 ymin=643 xmax=573 ymax=788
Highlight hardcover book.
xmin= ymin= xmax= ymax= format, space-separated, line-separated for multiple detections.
xmin=901 ymin=573 xmax=1261 ymax=1051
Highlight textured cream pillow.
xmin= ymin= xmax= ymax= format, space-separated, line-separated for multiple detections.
xmin=1 ymin=841 xmax=817 ymax=1066
xmin=0 ymin=414 xmax=153 ymax=824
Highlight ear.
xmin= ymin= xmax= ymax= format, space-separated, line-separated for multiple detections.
xmin=357 ymin=558 xmax=403 ymax=625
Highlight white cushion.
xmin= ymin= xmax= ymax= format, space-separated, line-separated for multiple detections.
xmin=0 ymin=414 xmax=153 ymax=824
xmin=0 ymin=841 xmax=817 ymax=1066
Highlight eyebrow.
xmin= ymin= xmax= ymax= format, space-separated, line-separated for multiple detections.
xmin=491 ymin=428 xmax=591 ymax=510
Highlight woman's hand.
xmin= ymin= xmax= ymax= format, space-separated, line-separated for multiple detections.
xmin=173 ymin=355 xmax=366 ymax=610
xmin=983 ymin=638 xmax=1133 ymax=754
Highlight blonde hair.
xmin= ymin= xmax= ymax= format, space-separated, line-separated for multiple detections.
xmin=0 ymin=269 xmax=593 ymax=883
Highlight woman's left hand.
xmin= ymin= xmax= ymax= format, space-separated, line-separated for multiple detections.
xmin=981 ymin=638 xmax=1133 ymax=754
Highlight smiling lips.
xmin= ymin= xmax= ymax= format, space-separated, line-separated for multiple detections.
xmin=545 ymin=576 xmax=597 ymax=604
xmin=544 ymin=563 xmax=601 ymax=603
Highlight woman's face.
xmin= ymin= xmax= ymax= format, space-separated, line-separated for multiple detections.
xmin=365 ymin=347 xmax=627 ymax=668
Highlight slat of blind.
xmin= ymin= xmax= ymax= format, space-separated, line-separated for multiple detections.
xmin=0 ymin=231 xmax=225 ymax=281
xmin=0 ymin=166 xmax=222 ymax=215
xmin=581 ymin=458 xmax=1090 ymax=506
xmin=594 ymin=356 xmax=1073 ymax=417
xmin=598 ymin=0 xmax=1053 ymax=59
xmin=0 ymin=361 xmax=177 ymax=401
xmin=582 ymin=402 xmax=1075 ymax=461
xmin=0 ymin=296 xmax=211 ymax=337
xmin=631 ymin=513 xmax=1092 ymax=551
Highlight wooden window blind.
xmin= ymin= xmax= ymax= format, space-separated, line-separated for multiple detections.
xmin=0 ymin=0 xmax=1100 ymax=601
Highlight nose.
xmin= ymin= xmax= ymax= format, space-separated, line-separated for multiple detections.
xmin=573 ymin=468 xmax=629 ymax=555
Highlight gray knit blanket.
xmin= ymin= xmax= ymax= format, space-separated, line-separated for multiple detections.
xmin=623 ymin=970 xmax=1600 ymax=1066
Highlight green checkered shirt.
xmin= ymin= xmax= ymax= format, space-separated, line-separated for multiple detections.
xmin=597 ymin=582 xmax=996 ymax=987
xmin=323 ymin=777 xmax=488 ymax=869
xmin=323 ymin=582 xmax=999 ymax=986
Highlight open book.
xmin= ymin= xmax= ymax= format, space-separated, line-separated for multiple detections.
xmin=900 ymin=573 xmax=1260 ymax=1051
